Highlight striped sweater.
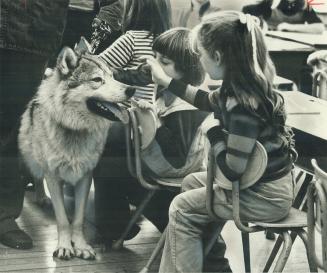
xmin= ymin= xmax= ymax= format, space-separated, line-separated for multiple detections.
xmin=99 ymin=30 xmax=155 ymax=103
xmin=169 ymin=79 xmax=293 ymax=183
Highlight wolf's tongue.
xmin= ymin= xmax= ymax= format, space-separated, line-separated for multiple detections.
xmin=102 ymin=102 xmax=129 ymax=124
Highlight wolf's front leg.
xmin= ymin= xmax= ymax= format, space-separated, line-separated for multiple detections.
xmin=45 ymin=175 xmax=74 ymax=260
xmin=71 ymin=173 xmax=95 ymax=260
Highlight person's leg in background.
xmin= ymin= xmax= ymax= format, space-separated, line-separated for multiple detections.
xmin=0 ymin=49 xmax=48 ymax=249
xmin=93 ymin=122 xmax=140 ymax=246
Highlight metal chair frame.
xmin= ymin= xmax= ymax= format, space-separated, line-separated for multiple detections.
xmin=112 ymin=107 xmax=181 ymax=250
xmin=307 ymin=159 xmax=327 ymax=271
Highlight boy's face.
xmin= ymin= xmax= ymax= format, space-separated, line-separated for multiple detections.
xmin=155 ymin=52 xmax=184 ymax=80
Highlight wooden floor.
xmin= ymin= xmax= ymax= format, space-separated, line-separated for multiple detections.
xmin=0 ymin=190 xmax=322 ymax=273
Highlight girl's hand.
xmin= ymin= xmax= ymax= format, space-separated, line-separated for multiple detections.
xmin=140 ymin=56 xmax=172 ymax=88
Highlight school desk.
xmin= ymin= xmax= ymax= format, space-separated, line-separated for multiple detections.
xmin=267 ymin=30 xmax=327 ymax=49
xmin=265 ymin=36 xmax=315 ymax=94
xmin=263 ymin=91 xmax=327 ymax=271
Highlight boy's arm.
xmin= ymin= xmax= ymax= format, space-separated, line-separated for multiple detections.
xmin=112 ymin=63 xmax=153 ymax=86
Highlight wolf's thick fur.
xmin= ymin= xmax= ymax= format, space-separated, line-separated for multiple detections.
xmin=18 ymin=45 xmax=134 ymax=260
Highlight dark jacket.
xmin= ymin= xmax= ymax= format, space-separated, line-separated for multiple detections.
xmin=0 ymin=0 xmax=69 ymax=56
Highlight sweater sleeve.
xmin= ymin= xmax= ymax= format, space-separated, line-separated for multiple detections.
xmin=99 ymin=32 xmax=134 ymax=68
xmin=168 ymin=79 xmax=219 ymax=112
xmin=215 ymin=105 xmax=261 ymax=182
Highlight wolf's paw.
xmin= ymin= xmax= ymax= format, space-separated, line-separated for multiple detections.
xmin=73 ymin=243 xmax=96 ymax=260
xmin=53 ymin=243 xmax=74 ymax=260
xmin=72 ymin=233 xmax=96 ymax=260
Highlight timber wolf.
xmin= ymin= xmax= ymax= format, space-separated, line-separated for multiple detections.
xmin=18 ymin=39 xmax=135 ymax=260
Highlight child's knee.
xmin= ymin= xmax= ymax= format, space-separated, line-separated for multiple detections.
xmin=181 ymin=173 xmax=196 ymax=192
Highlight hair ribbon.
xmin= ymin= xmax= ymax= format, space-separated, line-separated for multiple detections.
xmin=239 ymin=13 xmax=265 ymax=79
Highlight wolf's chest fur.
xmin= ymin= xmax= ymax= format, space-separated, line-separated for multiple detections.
xmin=45 ymin=124 xmax=109 ymax=184
xmin=19 ymin=103 xmax=110 ymax=185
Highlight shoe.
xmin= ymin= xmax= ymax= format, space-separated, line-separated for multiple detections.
xmin=203 ymin=257 xmax=233 ymax=273
xmin=265 ymin=230 xmax=276 ymax=240
xmin=0 ymin=229 xmax=33 ymax=249
xmin=204 ymin=236 xmax=232 ymax=272
xmin=101 ymin=224 xmax=141 ymax=247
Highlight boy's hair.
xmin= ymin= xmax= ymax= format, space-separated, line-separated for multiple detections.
xmin=122 ymin=0 xmax=171 ymax=37
xmin=153 ymin=27 xmax=205 ymax=86
xmin=193 ymin=10 xmax=284 ymax=123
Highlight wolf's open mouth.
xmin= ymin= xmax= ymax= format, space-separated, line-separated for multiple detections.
xmin=86 ymin=98 xmax=129 ymax=124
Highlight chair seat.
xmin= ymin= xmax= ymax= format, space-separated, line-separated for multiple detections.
xmin=252 ymin=208 xmax=307 ymax=228
xmin=154 ymin=177 xmax=182 ymax=188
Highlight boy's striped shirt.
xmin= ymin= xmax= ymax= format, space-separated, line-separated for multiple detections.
xmin=100 ymin=30 xmax=155 ymax=104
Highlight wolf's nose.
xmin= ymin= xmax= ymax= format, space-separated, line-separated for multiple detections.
xmin=126 ymin=87 xmax=136 ymax=97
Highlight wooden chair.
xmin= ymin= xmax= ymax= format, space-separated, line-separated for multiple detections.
xmin=111 ymin=106 xmax=183 ymax=250
xmin=206 ymin=147 xmax=317 ymax=273
xmin=307 ymin=159 xmax=327 ymax=271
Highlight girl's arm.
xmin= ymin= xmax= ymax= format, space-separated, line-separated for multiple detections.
xmin=144 ymin=56 xmax=218 ymax=112
xmin=168 ymin=79 xmax=218 ymax=112
xmin=208 ymin=105 xmax=261 ymax=182
xmin=99 ymin=32 xmax=134 ymax=68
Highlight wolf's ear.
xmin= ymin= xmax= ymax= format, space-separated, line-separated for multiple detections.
xmin=57 ymin=47 xmax=78 ymax=75
xmin=74 ymin=36 xmax=92 ymax=56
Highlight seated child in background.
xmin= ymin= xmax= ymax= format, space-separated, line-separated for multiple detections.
xmin=243 ymin=0 xmax=325 ymax=34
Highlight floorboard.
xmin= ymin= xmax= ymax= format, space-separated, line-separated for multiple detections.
xmin=0 ymin=189 xmax=322 ymax=273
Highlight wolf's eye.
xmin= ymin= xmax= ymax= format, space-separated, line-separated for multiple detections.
xmin=92 ymin=77 xmax=104 ymax=83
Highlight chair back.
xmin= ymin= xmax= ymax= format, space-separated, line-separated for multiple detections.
xmin=307 ymin=159 xmax=327 ymax=270
xmin=125 ymin=107 xmax=182 ymax=189
xmin=213 ymin=140 xmax=267 ymax=190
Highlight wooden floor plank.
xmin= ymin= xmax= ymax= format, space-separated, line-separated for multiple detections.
xmin=0 ymin=189 xmax=321 ymax=273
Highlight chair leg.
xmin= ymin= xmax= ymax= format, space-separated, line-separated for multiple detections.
xmin=263 ymin=235 xmax=283 ymax=272
xmin=273 ymin=231 xmax=292 ymax=273
xmin=297 ymin=228 xmax=318 ymax=273
xmin=112 ymin=189 xmax=157 ymax=250
xmin=242 ymin=231 xmax=251 ymax=273
xmin=139 ymin=228 xmax=167 ymax=273
xmin=263 ymin=230 xmax=300 ymax=272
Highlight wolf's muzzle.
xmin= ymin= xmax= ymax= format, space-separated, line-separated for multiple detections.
xmin=126 ymin=87 xmax=136 ymax=97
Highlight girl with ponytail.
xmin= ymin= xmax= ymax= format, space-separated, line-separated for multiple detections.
xmin=144 ymin=11 xmax=296 ymax=272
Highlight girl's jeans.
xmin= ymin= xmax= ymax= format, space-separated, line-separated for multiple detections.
xmin=159 ymin=171 xmax=294 ymax=273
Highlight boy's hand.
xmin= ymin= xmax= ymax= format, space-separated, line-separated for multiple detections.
xmin=132 ymin=99 xmax=153 ymax=110
xmin=139 ymin=56 xmax=172 ymax=88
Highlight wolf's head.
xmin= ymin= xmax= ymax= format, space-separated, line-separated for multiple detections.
xmin=37 ymin=38 xmax=135 ymax=131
